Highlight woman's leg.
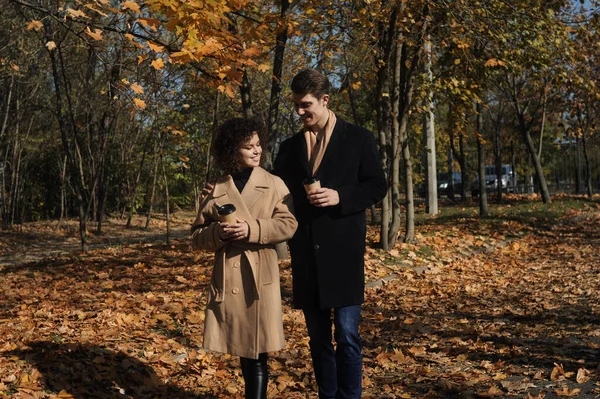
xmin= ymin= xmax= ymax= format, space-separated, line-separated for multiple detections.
xmin=240 ymin=352 xmax=268 ymax=399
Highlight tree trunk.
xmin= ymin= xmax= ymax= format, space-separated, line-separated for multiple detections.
xmin=388 ymin=30 xmax=403 ymax=247
xmin=264 ymin=0 xmax=291 ymax=170
xmin=517 ymin=113 xmax=551 ymax=203
xmin=423 ymin=38 xmax=437 ymax=214
xmin=375 ymin=5 xmax=397 ymax=250
xmin=581 ymin=132 xmax=592 ymax=198
xmin=46 ymin=22 xmax=88 ymax=252
xmin=162 ymin=154 xmax=171 ymax=245
xmin=476 ymin=102 xmax=488 ymax=217
xmin=146 ymin=141 xmax=160 ymax=230
xmin=240 ymin=68 xmax=253 ymax=119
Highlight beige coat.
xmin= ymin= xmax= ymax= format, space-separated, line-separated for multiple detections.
xmin=191 ymin=167 xmax=297 ymax=359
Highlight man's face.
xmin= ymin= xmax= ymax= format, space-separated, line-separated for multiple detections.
xmin=292 ymin=92 xmax=330 ymax=131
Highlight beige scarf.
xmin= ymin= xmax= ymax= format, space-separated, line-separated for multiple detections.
xmin=304 ymin=109 xmax=336 ymax=176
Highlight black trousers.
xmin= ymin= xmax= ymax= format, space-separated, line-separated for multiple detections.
xmin=240 ymin=353 xmax=268 ymax=399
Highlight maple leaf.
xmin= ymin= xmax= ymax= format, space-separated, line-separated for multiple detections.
xmin=147 ymin=42 xmax=164 ymax=53
xmin=66 ymin=8 xmax=89 ymax=19
xmin=46 ymin=41 xmax=56 ymax=51
xmin=130 ymin=83 xmax=144 ymax=94
xmin=85 ymin=27 xmax=103 ymax=41
xmin=151 ymin=58 xmax=165 ymax=70
xmin=133 ymin=98 xmax=146 ymax=109
xmin=121 ymin=1 xmax=140 ymax=13
xmin=257 ymin=63 xmax=270 ymax=72
xmin=26 ymin=20 xmax=43 ymax=31
xmin=242 ymin=47 xmax=262 ymax=57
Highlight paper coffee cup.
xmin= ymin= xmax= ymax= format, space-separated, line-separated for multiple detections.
xmin=303 ymin=177 xmax=321 ymax=193
xmin=217 ymin=204 xmax=237 ymax=224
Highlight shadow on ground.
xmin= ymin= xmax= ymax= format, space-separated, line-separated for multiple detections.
xmin=10 ymin=341 xmax=211 ymax=398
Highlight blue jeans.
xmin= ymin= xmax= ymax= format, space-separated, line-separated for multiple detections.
xmin=303 ymin=305 xmax=362 ymax=399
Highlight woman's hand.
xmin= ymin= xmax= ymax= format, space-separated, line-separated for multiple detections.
xmin=218 ymin=218 xmax=249 ymax=241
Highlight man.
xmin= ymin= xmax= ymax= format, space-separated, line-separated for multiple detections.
xmin=273 ymin=69 xmax=387 ymax=399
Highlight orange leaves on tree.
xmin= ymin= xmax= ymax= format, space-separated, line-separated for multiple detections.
xmin=46 ymin=41 xmax=57 ymax=51
xmin=130 ymin=82 xmax=144 ymax=94
xmin=85 ymin=27 xmax=103 ymax=41
xmin=147 ymin=42 xmax=165 ymax=53
xmin=121 ymin=1 xmax=141 ymax=13
xmin=65 ymin=8 xmax=89 ymax=19
xmin=136 ymin=18 xmax=160 ymax=30
xmin=26 ymin=20 xmax=43 ymax=31
xmin=217 ymin=84 xmax=235 ymax=98
xmin=151 ymin=58 xmax=165 ymax=70
xmin=133 ymin=98 xmax=146 ymax=109
xmin=484 ymin=58 xmax=507 ymax=67
xmin=125 ymin=33 xmax=145 ymax=50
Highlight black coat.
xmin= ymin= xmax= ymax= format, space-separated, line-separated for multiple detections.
xmin=273 ymin=117 xmax=387 ymax=309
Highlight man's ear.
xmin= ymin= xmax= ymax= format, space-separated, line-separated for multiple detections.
xmin=321 ymin=94 xmax=330 ymax=107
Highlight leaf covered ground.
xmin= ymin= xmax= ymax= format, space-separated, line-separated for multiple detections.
xmin=1 ymin=194 xmax=600 ymax=398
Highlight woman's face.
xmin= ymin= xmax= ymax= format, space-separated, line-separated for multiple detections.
xmin=238 ymin=133 xmax=262 ymax=169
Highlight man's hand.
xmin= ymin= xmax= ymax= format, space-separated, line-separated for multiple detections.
xmin=218 ymin=218 xmax=249 ymax=241
xmin=307 ymin=187 xmax=339 ymax=207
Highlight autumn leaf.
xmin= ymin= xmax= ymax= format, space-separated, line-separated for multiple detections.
xmin=85 ymin=27 xmax=103 ymax=41
xmin=130 ymin=82 xmax=144 ymax=94
xmin=151 ymin=58 xmax=165 ymax=70
xmin=242 ymin=47 xmax=262 ymax=57
xmin=551 ymin=363 xmax=565 ymax=381
xmin=26 ymin=20 xmax=43 ymax=31
xmin=555 ymin=387 xmax=581 ymax=396
xmin=484 ymin=58 xmax=507 ymax=67
xmin=133 ymin=98 xmax=146 ymax=109
xmin=576 ymin=368 xmax=590 ymax=383
xmin=65 ymin=8 xmax=88 ymax=19
xmin=121 ymin=1 xmax=141 ymax=13
xmin=475 ymin=386 xmax=504 ymax=397
xmin=257 ymin=63 xmax=270 ymax=72
xmin=147 ymin=42 xmax=165 ymax=53
xmin=46 ymin=41 xmax=56 ymax=51
xmin=10 ymin=62 xmax=19 ymax=71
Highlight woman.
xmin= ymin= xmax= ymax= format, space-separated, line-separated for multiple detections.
xmin=191 ymin=117 xmax=297 ymax=399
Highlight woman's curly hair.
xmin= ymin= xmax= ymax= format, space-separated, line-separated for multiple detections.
xmin=212 ymin=117 xmax=265 ymax=175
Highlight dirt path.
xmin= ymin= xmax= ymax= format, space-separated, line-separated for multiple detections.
xmin=0 ymin=213 xmax=194 ymax=267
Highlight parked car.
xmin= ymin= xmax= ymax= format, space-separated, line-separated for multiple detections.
xmin=472 ymin=164 xmax=516 ymax=196
xmin=418 ymin=172 xmax=463 ymax=198
xmin=438 ymin=172 xmax=463 ymax=197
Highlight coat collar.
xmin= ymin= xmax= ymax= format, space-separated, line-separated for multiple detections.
xmin=211 ymin=167 xmax=269 ymax=218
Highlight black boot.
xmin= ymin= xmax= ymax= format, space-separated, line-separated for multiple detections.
xmin=240 ymin=353 xmax=268 ymax=399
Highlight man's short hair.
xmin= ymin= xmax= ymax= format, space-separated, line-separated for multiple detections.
xmin=291 ymin=69 xmax=330 ymax=99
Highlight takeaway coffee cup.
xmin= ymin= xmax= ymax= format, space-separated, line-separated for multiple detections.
xmin=303 ymin=177 xmax=321 ymax=193
xmin=217 ymin=204 xmax=237 ymax=224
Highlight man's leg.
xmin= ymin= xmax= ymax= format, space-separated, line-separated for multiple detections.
xmin=303 ymin=308 xmax=337 ymax=399
xmin=333 ymin=305 xmax=362 ymax=399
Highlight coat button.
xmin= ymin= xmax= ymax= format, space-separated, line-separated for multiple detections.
xmin=233 ymin=262 xmax=240 ymax=268
xmin=208 ymin=241 xmax=214 ymax=247
xmin=314 ymin=245 xmax=320 ymax=250
xmin=232 ymin=287 xmax=240 ymax=294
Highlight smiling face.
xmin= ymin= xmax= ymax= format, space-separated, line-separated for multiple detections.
xmin=238 ymin=132 xmax=262 ymax=169
xmin=292 ymin=92 xmax=330 ymax=132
